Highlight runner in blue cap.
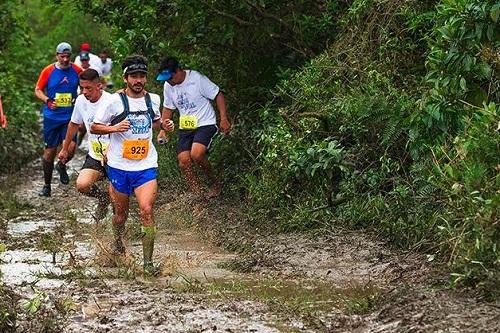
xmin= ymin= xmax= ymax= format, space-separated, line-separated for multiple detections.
xmin=156 ymin=57 xmax=231 ymax=200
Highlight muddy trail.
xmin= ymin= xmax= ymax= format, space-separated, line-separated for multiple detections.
xmin=0 ymin=145 xmax=499 ymax=333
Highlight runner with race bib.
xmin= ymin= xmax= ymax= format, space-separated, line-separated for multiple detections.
xmin=91 ymin=55 xmax=174 ymax=275
xmin=156 ymin=57 xmax=231 ymax=201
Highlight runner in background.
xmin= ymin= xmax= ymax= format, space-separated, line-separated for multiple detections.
xmin=58 ymin=68 xmax=112 ymax=221
xmin=35 ymin=42 xmax=81 ymax=197
xmin=99 ymin=49 xmax=113 ymax=90
xmin=74 ymin=43 xmax=101 ymax=70
xmin=156 ymin=57 xmax=231 ymax=200
xmin=76 ymin=51 xmax=103 ymax=146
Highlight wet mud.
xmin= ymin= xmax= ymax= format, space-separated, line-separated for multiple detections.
xmin=0 ymin=145 xmax=498 ymax=332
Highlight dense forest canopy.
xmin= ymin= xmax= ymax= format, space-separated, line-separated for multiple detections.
xmin=0 ymin=0 xmax=498 ymax=294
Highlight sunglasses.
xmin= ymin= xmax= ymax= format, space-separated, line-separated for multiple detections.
xmin=123 ymin=63 xmax=148 ymax=75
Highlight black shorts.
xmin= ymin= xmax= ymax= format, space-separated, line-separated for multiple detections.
xmin=81 ymin=154 xmax=107 ymax=177
xmin=177 ymin=125 xmax=218 ymax=154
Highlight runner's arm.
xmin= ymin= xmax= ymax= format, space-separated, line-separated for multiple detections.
xmin=35 ymin=88 xmax=50 ymax=104
xmin=158 ymin=107 xmax=175 ymax=134
xmin=215 ymin=92 xmax=231 ymax=134
xmin=58 ymin=121 xmax=80 ymax=162
xmin=90 ymin=120 xmax=130 ymax=135
xmin=35 ymin=65 xmax=53 ymax=104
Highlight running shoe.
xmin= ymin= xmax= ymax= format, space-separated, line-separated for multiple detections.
xmin=38 ymin=184 xmax=51 ymax=197
xmin=55 ymin=162 xmax=69 ymax=184
xmin=143 ymin=261 xmax=161 ymax=276
xmin=112 ymin=238 xmax=125 ymax=256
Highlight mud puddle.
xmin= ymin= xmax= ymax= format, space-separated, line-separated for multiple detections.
xmin=0 ymin=146 xmax=314 ymax=332
xmin=1 ymin=143 xmax=499 ymax=332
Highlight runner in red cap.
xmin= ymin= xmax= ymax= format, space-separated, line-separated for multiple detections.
xmin=75 ymin=43 xmax=101 ymax=70
xmin=80 ymin=43 xmax=90 ymax=51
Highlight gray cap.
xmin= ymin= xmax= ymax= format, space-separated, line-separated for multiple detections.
xmin=56 ymin=42 xmax=72 ymax=54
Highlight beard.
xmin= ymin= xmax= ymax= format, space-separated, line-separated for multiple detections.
xmin=128 ymin=82 xmax=144 ymax=93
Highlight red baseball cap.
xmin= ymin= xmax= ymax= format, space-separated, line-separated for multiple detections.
xmin=80 ymin=43 xmax=90 ymax=51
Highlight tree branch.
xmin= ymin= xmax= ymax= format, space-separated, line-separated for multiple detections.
xmin=244 ymin=0 xmax=292 ymax=30
xmin=202 ymin=1 xmax=255 ymax=27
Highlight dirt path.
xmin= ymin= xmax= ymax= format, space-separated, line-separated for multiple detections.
xmin=0 ymin=146 xmax=499 ymax=332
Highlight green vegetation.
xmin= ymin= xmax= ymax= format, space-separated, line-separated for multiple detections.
xmin=189 ymin=277 xmax=380 ymax=327
xmin=0 ymin=0 xmax=498 ymax=294
xmin=0 ymin=282 xmax=16 ymax=333
xmin=0 ymin=1 xmax=40 ymax=171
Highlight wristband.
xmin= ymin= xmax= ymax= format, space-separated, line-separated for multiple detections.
xmin=46 ymin=98 xmax=56 ymax=109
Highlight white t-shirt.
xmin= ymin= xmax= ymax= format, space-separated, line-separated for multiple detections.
xmin=163 ymin=70 xmax=219 ymax=128
xmin=72 ymin=91 xmax=112 ymax=161
xmin=100 ymin=58 xmax=113 ymax=86
xmin=93 ymin=93 xmax=161 ymax=171
xmin=100 ymin=58 xmax=112 ymax=76
xmin=74 ymin=52 xmax=102 ymax=70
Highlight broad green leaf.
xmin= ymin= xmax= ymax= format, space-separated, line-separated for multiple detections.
xmin=460 ymin=77 xmax=467 ymax=91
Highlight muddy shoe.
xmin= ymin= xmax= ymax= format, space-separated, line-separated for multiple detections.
xmin=38 ymin=184 xmax=51 ymax=197
xmin=143 ymin=261 xmax=161 ymax=276
xmin=207 ymin=182 xmax=222 ymax=199
xmin=112 ymin=238 xmax=125 ymax=256
xmin=55 ymin=162 xmax=69 ymax=185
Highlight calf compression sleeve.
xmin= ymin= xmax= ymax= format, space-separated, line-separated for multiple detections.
xmin=42 ymin=158 xmax=54 ymax=185
xmin=141 ymin=226 xmax=157 ymax=264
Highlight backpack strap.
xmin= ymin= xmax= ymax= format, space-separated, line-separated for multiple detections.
xmin=110 ymin=92 xmax=130 ymax=126
xmin=119 ymin=91 xmax=130 ymax=114
xmin=144 ymin=93 xmax=155 ymax=122
xmin=110 ymin=92 xmax=155 ymax=127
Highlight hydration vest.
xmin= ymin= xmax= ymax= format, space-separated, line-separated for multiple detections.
xmin=110 ymin=92 xmax=155 ymax=126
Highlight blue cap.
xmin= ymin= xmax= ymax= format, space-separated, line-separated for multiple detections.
xmin=156 ymin=69 xmax=173 ymax=81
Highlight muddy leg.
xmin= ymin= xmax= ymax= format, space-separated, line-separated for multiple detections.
xmin=109 ymin=186 xmax=129 ymax=255
xmin=191 ymin=143 xmax=221 ymax=199
xmin=141 ymin=225 xmax=157 ymax=273
xmin=178 ymin=151 xmax=203 ymax=197
xmin=134 ymin=179 xmax=159 ymax=275
xmin=42 ymin=158 xmax=54 ymax=186
xmin=78 ymin=169 xmax=111 ymax=221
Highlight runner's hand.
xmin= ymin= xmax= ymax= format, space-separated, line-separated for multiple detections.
xmin=58 ymin=150 xmax=68 ymax=163
xmin=114 ymin=120 xmax=130 ymax=132
xmin=161 ymin=119 xmax=174 ymax=132
xmin=220 ymin=118 xmax=231 ymax=134
xmin=46 ymin=99 xmax=56 ymax=110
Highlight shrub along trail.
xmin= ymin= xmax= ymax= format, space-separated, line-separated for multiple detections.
xmin=0 ymin=147 xmax=498 ymax=332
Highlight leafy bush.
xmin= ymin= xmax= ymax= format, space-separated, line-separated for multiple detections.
xmin=0 ymin=1 xmax=41 ymax=171
xmin=65 ymin=0 xmax=498 ymax=292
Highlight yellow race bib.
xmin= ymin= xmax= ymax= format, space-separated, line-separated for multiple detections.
xmin=179 ymin=115 xmax=198 ymax=130
xmin=54 ymin=93 xmax=72 ymax=107
xmin=122 ymin=140 xmax=149 ymax=160
xmin=90 ymin=140 xmax=109 ymax=159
